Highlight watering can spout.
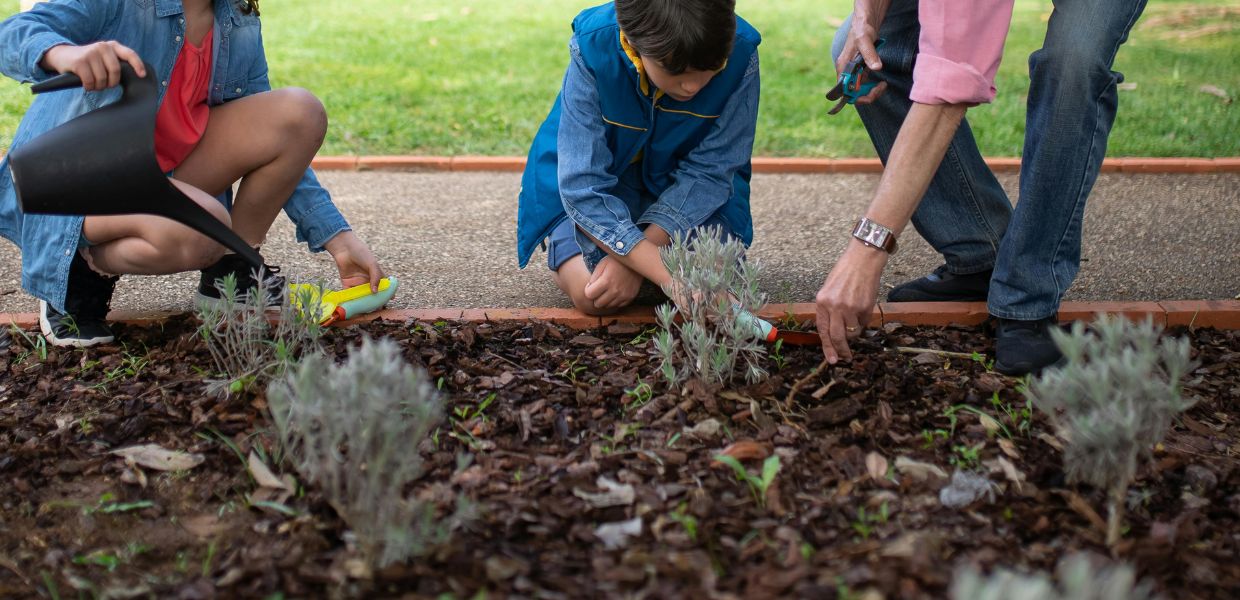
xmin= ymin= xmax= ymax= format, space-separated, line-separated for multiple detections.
xmin=9 ymin=62 xmax=264 ymax=269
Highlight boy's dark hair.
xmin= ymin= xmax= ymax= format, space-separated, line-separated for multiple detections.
xmin=237 ymin=0 xmax=260 ymax=16
xmin=615 ymin=0 xmax=736 ymax=75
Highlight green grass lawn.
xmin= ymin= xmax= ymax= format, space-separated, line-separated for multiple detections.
xmin=1 ymin=0 xmax=1237 ymax=156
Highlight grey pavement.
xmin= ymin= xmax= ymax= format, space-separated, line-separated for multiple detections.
xmin=1 ymin=171 xmax=1237 ymax=313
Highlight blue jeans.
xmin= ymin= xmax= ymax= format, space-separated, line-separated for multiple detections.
xmin=833 ymin=0 xmax=1147 ymax=320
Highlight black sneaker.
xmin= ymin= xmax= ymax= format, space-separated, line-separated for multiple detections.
xmin=197 ymin=253 xmax=285 ymax=308
xmin=888 ymin=265 xmax=992 ymax=303
xmin=994 ymin=317 xmax=1067 ymax=376
xmin=39 ymin=253 xmax=118 ymax=347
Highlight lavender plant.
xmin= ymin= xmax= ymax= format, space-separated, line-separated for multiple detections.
xmin=195 ymin=273 xmax=323 ymax=396
xmin=1026 ymin=315 xmax=1195 ymax=546
xmin=266 ymin=336 xmax=467 ymax=568
xmin=655 ymin=226 xmax=768 ymax=388
xmin=951 ymin=553 xmax=1157 ymax=600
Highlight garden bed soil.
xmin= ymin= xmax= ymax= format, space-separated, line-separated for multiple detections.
xmin=1 ymin=316 xmax=1238 ymax=598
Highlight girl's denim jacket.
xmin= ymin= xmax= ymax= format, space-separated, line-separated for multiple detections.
xmin=0 ymin=0 xmax=349 ymax=311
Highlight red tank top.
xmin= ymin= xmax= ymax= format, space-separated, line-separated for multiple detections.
xmin=154 ymin=29 xmax=214 ymax=172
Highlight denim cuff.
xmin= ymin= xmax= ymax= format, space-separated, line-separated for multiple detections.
xmin=567 ymin=208 xmax=645 ymax=258
xmin=910 ymin=53 xmax=995 ymax=105
xmin=636 ymin=204 xmax=695 ymax=239
xmin=25 ymin=33 xmax=70 ymax=82
xmin=293 ymin=202 xmax=351 ymax=253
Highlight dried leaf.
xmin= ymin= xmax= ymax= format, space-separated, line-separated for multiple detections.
xmin=683 ymin=418 xmax=722 ymax=441
xmin=865 ymin=452 xmax=889 ymax=482
xmin=978 ymin=412 xmax=1004 ymax=437
xmin=997 ymin=438 xmax=1021 ymax=459
xmin=573 ymin=476 xmax=636 ymax=508
xmin=1038 ymin=432 xmax=1065 ymax=452
xmin=712 ymin=440 xmax=771 ymax=465
xmin=595 ymin=517 xmax=643 ymax=550
xmin=996 ymin=456 xmax=1026 ymax=492
xmin=247 ymin=452 xmax=288 ymax=490
xmin=1198 ymin=84 xmax=1233 ymax=103
xmin=110 ymin=444 xmax=203 ymax=472
xmin=895 ymin=456 xmax=949 ymax=483
xmin=181 ymin=514 xmax=228 ymax=539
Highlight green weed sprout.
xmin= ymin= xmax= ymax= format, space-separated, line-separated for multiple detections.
xmin=713 ymin=454 xmax=781 ymax=509
xmin=267 ymin=336 xmax=469 ymax=567
xmin=1026 ymin=315 xmax=1195 ymax=547
xmin=656 ymin=226 xmax=768 ymax=388
xmin=951 ymin=553 xmax=1157 ymax=600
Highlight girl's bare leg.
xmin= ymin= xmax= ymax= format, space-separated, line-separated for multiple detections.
xmin=82 ymin=179 xmax=231 ymax=274
xmin=172 ymin=88 xmax=327 ymax=246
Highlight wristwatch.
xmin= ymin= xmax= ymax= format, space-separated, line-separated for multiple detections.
xmin=851 ymin=217 xmax=898 ymax=254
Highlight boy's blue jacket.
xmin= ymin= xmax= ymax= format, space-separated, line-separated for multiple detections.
xmin=0 ymin=0 xmax=350 ymax=312
xmin=516 ymin=2 xmax=761 ymax=268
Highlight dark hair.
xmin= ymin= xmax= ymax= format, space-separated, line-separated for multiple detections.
xmin=236 ymin=0 xmax=260 ymax=16
xmin=615 ymin=0 xmax=736 ymax=75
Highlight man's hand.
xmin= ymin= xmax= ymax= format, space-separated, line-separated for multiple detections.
xmin=41 ymin=41 xmax=146 ymax=91
xmin=815 ymin=240 xmax=888 ymax=364
xmin=835 ymin=0 xmax=892 ymax=105
xmin=583 ymin=256 xmax=643 ymax=309
xmin=323 ymin=230 xmax=385 ymax=292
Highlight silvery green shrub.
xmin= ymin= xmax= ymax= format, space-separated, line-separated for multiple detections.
xmin=195 ymin=272 xmax=323 ymax=396
xmin=1026 ymin=315 xmax=1195 ymax=546
xmin=951 ymin=553 xmax=1157 ymax=600
xmin=656 ymin=226 xmax=768 ymax=388
xmin=267 ymin=336 xmax=465 ymax=567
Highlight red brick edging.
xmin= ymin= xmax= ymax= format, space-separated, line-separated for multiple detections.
xmin=309 ymin=156 xmax=1240 ymax=174
xmin=4 ymin=301 xmax=1238 ymax=331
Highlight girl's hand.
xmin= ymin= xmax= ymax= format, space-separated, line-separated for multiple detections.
xmin=41 ymin=41 xmax=147 ymax=91
xmin=323 ymin=230 xmax=385 ymax=292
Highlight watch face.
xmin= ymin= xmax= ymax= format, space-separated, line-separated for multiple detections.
xmin=853 ymin=218 xmax=893 ymax=252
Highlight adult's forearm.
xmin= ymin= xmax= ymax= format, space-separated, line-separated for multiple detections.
xmin=864 ymin=102 xmax=967 ymax=234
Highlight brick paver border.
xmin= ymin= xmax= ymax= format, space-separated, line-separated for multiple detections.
xmin=4 ymin=301 xmax=1238 ymax=331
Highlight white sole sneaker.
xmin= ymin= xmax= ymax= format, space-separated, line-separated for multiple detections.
xmin=38 ymin=300 xmax=115 ymax=348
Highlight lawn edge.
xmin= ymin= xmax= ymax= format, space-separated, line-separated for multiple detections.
xmin=317 ymin=156 xmax=1240 ymax=174
xmin=4 ymin=300 xmax=1238 ymax=331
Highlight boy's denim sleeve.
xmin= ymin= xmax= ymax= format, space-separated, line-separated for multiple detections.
xmin=638 ymin=51 xmax=760 ymax=236
xmin=557 ymin=38 xmax=645 ymax=257
xmin=241 ymin=22 xmax=349 ymax=253
xmin=0 ymin=0 xmax=123 ymax=84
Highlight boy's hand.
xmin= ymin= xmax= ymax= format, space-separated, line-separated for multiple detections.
xmin=323 ymin=230 xmax=385 ymax=292
xmin=835 ymin=0 xmax=891 ymax=105
xmin=583 ymin=256 xmax=643 ymax=309
xmin=41 ymin=41 xmax=146 ymax=91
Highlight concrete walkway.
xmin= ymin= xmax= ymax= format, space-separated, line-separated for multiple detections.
xmin=1 ymin=172 xmax=1236 ymax=313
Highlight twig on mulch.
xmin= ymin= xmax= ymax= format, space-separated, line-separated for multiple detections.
xmin=893 ymin=347 xmax=978 ymax=360
xmin=786 ymin=357 xmax=831 ymax=410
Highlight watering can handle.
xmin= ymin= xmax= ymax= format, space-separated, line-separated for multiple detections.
xmin=31 ymin=62 xmax=147 ymax=94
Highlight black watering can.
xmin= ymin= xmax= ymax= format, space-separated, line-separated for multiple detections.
xmin=8 ymin=62 xmax=264 ymax=269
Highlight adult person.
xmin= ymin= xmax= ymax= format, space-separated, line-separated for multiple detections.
xmin=816 ymin=0 xmax=1146 ymax=376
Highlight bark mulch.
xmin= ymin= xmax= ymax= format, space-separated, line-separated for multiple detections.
xmin=1 ymin=316 xmax=1237 ymax=599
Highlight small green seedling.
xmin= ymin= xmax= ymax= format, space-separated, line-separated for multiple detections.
xmin=771 ymin=338 xmax=788 ymax=371
xmin=950 ymin=442 xmax=984 ymax=470
xmin=624 ymin=382 xmax=654 ymax=412
xmin=667 ymin=502 xmax=699 ymax=542
xmin=851 ymin=502 xmax=890 ymax=540
xmin=713 ymin=454 xmax=781 ymax=509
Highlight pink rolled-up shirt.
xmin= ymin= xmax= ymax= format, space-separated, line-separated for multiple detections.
xmin=910 ymin=0 xmax=1015 ymax=105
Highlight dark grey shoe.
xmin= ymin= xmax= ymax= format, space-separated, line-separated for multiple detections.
xmin=197 ymin=253 xmax=285 ymax=308
xmin=39 ymin=253 xmax=118 ymax=348
xmin=888 ymin=265 xmax=992 ymax=302
xmin=994 ymin=317 xmax=1066 ymax=376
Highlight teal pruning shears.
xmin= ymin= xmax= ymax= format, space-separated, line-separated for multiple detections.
xmin=734 ymin=305 xmax=822 ymax=346
xmin=826 ymin=38 xmax=886 ymax=115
